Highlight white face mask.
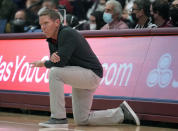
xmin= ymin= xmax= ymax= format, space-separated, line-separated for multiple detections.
xmin=90 ymin=23 xmax=97 ymax=30
xmin=103 ymin=12 xmax=113 ymax=24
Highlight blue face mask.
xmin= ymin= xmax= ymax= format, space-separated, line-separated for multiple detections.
xmin=103 ymin=12 xmax=113 ymax=24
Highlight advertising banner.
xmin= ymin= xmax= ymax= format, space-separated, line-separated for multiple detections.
xmin=134 ymin=36 xmax=178 ymax=100
xmin=0 ymin=36 xmax=178 ymax=101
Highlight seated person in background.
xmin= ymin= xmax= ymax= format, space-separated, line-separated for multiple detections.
xmin=121 ymin=8 xmax=136 ymax=28
xmin=131 ymin=0 xmax=157 ymax=29
xmin=89 ymin=11 xmax=106 ymax=30
xmin=170 ymin=0 xmax=178 ymax=27
xmin=121 ymin=0 xmax=136 ymax=28
xmin=150 ymin=0 xmax=172 ymax=28
xmin=11 ymin=10 xmax=26 ymax=33
xmin=83 ymin=11 xmax=106 ymax=30
xmin=11 ymin=9 xmax=42 ymax=33
xmin=101 ymin=0 xmax=128 ymax=30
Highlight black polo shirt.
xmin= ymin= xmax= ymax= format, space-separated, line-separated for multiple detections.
xmin=44 ymin=25 xmax=103 ymax=78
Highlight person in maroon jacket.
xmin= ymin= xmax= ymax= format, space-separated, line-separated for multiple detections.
xmin=150 ymin=0 xmax=173 ymax=28
xmin=30 ymin=8 xmax=140 ymax=128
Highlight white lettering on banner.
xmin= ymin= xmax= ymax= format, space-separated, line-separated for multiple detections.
xmin=114 ymin=63 xmax=133 ymax=86
xmin=0 ymin=55 xmax=50 ymax=83
xmin=100 ymin=63 xmax=108 ymax=84
xmin=12 ymin=56 xmax=26 ymax=82
xmin=35 ymin=68 xmax=45 ymax=83
xmin=4 ymin=62 xmax=13 ymax=81
xmin=26 ymin=67 xmax=37 ymax=82
xmin=105 ymin=63 xmax=117 ymax=85
xmin=10 ymin=56 xmax=49 ymax=83
xmin=19 ymin=62 xmax=30 ymax=82
xmin=1 ymin=53 xmax=177 ymax=90
xmin=100 ymin=63 xmax=133 ymax=87
xmin=0 ymin=56 xmax=6 ymax=81
xmin=41 ymin=56 xmax=49 ymax=83
xmin=0 ymin=56 xmax=14 ymax=81
xmin=21 ymin=56 xmax=49 ymax=83
xmin=1 ymin=55 xmax=133 ymax=86
xmin=0 ymin=60 xmax=6 ymax=81
xmin=44 ymin=69 xmax=49 ymax=83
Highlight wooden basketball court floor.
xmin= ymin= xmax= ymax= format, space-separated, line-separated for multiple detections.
xmin=0 ymin=110 xmax=177 ymax=131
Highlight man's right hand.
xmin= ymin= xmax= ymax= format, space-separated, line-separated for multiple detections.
xmin=50 ymin=52 xmax=60 ymax=63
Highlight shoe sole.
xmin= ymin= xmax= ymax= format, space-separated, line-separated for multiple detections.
xmin=39 ymin=123 xmax=68 ymax=128
xmin=123 ymin=101 xmax=140 ymax=126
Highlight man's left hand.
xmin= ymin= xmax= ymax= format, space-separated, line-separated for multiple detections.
xmin=29 ymin=61 xmax=45 ymax=68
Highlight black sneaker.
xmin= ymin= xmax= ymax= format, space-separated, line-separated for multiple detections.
xmin=120 ymin=101 xmax=140 ymax=126
xmin=38 ymin=118 xmax=68 ymax=128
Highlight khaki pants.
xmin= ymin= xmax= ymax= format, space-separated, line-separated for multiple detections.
xmin=49 ymin=66 xmax=124 ymax=125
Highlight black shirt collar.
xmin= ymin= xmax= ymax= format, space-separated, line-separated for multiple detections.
xmin=46 ymin=24 xmax=64 ymax=44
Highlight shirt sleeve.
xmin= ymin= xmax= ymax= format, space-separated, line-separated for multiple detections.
xmin=44 ymin=60 xmax=63 ymax=68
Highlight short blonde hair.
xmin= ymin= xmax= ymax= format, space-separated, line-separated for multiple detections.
xmin=38 ymin=7 xmax=61 ymax=21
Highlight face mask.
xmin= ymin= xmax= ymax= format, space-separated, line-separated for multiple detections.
xmin=12 ymin=19 xmax=25 ymax=33
xmin=13 ymin=19 xmax=25 ymax=26
xmin=170 ymin=7 xmax=178 ymax=27
xmin=128 ymin=15 xmax=134 ymax=23
xmin=131 ymin=13 xmax=138 ymax=23
xmin=103 ymin=12 xmax=113 ymax=24
xmin=90 ymin=23 xmax=97 ymax=30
